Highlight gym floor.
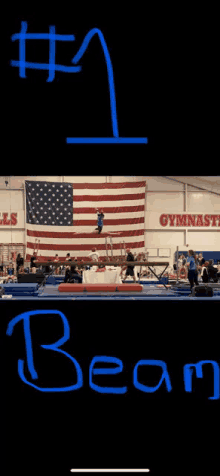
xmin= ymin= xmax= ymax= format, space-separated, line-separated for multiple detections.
xmin=1 ymin=281 xmax=220 ymax=300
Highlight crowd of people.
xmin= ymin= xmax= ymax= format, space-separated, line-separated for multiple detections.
xmin=1 ymin=248 xmax=220 ymax=289
xmin=176 ymin=251 xmax=220 ymax=291
xmin=3 ymin=208 xmax=219 ymax=289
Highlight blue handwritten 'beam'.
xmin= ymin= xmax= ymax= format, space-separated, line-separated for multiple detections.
xmin=6 ymin=310 xmax=83 ymax=392
xmin=10 ymin=21 xmax=81 ymax=81
xmin=184 ymin=360 xmax=220 ymax=400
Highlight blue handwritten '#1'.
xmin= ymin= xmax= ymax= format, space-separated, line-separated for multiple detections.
xmin=10 ymin=22 xmax=148 ymax=144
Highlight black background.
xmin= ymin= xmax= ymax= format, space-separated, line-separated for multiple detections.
xmin=3 ymin=4 xmax=219 ymax=476
xmin=2 ymin=300 xmax=220 ymax=475
xmin=5 ymin=5 xmax=217 ymax=177
xmin=5 ymin=5 xmax=154 ymax=176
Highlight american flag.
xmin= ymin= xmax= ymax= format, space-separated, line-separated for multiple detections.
xmin=25 ymin=179 xmax=146 ymax=260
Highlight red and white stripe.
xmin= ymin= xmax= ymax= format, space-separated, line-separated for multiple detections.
xmin=26 ymin=181 xmax=146 ymax=260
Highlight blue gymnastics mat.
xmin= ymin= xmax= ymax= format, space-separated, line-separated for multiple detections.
xmin=1 ymin=283 xmax=220 ymax=300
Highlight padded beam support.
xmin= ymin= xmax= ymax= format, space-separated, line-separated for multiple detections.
xmin=58 ymin=283 xmax=143 ymax=293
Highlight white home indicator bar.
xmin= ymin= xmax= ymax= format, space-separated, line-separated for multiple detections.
xmin=70 ymin=471 xmax=150 ymax=473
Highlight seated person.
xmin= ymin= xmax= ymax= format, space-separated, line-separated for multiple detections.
xmin=16 ymin=253 xmax=24 ymax=275
xmin=96 ymin=264 xmax=106 ymax=270
xmin=207 ymin=260 xmax=218 ymax=282
xmin=181 ymin=254 xmax=187 ymax=265
xmin=54 ymin=254 xmax=61 ymax=275
xmin=30 ymin=252 xmax=38 ymax=273
xmin=18 ymin=265 xmax=26 ymax=275
xmin=201 ymin=261 xmax=209 ymax=283
xmin=7 ymin=266 xmax=14 ymax=276
xmin=64 ymin=254 xmax=82 ymax=283
xmin=178 ymin=256 xmax=183 ymax=267
xmin=197 ymin=253 xmax=205 ymax=275
xmin=42 ymin=260 xmax=51 ymax=274
xmin=139 ymin=265 xmax=150 ymax=278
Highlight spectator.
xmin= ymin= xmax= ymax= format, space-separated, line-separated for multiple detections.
xmin=122 ymin=248 xmax=136 ymax=283
xmin=137 ymin=253 xmax=148 ymax=278
xmin=16 ymin=253 xmax=24 ymax=276
xmin=207 ymin=259 xmax=218 ymax=283
xmin=42 ymin=258 xmax=51 ymax=274
xmin=64 ymin=253 xmax=82 ymax=283
xmin=137 ymin=253 xmax=143 ymax=277
xmin=194 ymin=253 xmax=200 ymax=282
xmin=197 ymin=253 xmax=205 ymax=276
xmin=198 ymin=253 xmax=205 ymax=266
xmin=30 ymin=251 xmax=38 ymax=273
xmin=194 ymin=254 xmax=199 ymax=266
xmin=186 ymin=250 xmax=198 ymax=292
xmin=54 ymin=254 xmax=60 ymax=275
xmin=177 ymin=254 xmax=187 ymax=278
xmin=181 ymin=254 xmax=187 ymax=265
xmin=18 ymin=265 xmax=26 ymax=275
xmin=140 ymin=265 xmax=150 ymax=278
xmin=88 ymin=248 xmax=99 ymax=262
xmin=178 ymin=254 xmax=183 ymax=267
xmin=201 ymin=261 xmax=209 ymax=283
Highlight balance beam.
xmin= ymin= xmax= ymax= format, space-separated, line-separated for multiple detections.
xmin=35 ymin=261 xmax=169 ymax=267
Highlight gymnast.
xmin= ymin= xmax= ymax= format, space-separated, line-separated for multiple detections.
xmin=94 ymin=208 xmax=105 ymax=234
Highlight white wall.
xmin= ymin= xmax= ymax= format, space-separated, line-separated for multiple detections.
xmin=145 ymin=230 xmax=185 ymax=268
xmin=187 ymin=231 xmax=220 ymax=247
xmin=146 ymin=231 xmax=185 ymax=247
xmin=187 ymin=192 xmax=220 ymax=212
xmin=0 ymin=230 xmax=25 ymax=243
xmin=146 ymin=177 xmax=185 ymax=191
xmin=0 ymin=190 xmax=23 ymax=210
xmin=146 ymin=193 xmax=184 ymax=212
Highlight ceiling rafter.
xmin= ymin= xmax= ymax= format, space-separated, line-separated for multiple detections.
xmin=162 ymin=177 xmax=220 ymax=197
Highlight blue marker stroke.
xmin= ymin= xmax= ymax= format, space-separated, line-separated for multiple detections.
xmin=48 ymin=25 xmax=56 ymax=82
xmin=183 ymin=360 xmax=220 ymax=400
xmin=72 ymin=28 xmax=119 ymax=138
xmin=89 ymin=356 xmax=127 ymax=394
xmin=66 ymin=137 xmax=148 ymax=144
xmin=133 ymin=360 xmax=172 ymax=393
xmin=6 ymin=310 xmax=83 ymax=392
xmin=11 ymin=22 xmax=148 ymax=144
xmin=69 ymin=28 xmax=148 ymax=143
xmin=11 ymin=21 xmax=81 ymax=81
